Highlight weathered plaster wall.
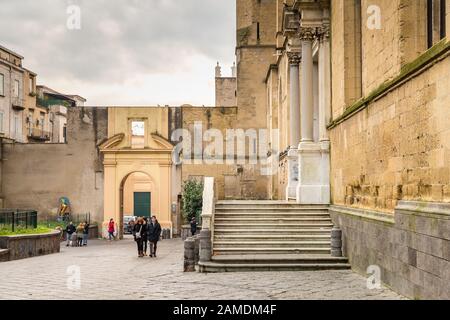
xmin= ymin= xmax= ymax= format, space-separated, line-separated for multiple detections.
xmin=2 ymin=107 xmax=107 ymax=223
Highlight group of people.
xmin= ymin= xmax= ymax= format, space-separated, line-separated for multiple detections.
xmin=65 ymin=221 xmax=90 ymax=247
xmin=65 ymin=217 xmax=162 ymax=258
xmin=133 ymin=216 xmax=162 ymax=258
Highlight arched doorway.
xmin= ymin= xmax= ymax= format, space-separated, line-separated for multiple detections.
xmin=119 ymin=171 xmax=156 ymax=238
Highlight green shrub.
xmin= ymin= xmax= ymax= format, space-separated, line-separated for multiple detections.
xmin=182 ymin=179 xmax=204 ymax=223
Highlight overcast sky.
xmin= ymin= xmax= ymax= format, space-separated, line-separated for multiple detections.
xmin=0 ymin=0 xmax=236 ymax=106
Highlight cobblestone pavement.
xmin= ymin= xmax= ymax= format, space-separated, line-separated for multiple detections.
xmin=0 ymin=238 xmax=405 ymax=300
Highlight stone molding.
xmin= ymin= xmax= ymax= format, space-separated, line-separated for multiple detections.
xmin=330 ymin=205 xmax=395 ymax=225
xmin=396 ymin=200 xmax=450 ymax=220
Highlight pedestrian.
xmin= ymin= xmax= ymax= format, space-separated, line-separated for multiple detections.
xmin=108 ymin=218 xmax=116 ymax=241
xmin=148 ymin=215 xmax=162 ymax=258
xmin=76 ymin=223 xmax=84 ymax=247
xmin=83 ymin=221 xmax=90 ymax=246
xmin=133 ymin=217 xmax=145 ymax=257
xmin=142 ymin=217 xmax=149 ymax=256
xmin=190 ymin=216 xmax=198 ymax=236
xmin=65 ymin=222 xmax=76 ymax=247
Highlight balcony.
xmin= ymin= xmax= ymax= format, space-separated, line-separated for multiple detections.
xmin=27 ymin=128 xmax=50 ymax=141
xmin=12 ymin=97 xmax=24 ymax=110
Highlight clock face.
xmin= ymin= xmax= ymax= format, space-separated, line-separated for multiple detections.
xmin=132 ymin=121 xmax=145 ymax=136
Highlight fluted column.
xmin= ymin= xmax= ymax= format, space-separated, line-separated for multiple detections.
xmin=300 ymin=28 xmax=315 ymax=144
xmin=288 ymin=52 xmax=301 ymax=148
xmin=318 ymin=25 xmax=331 ymax=142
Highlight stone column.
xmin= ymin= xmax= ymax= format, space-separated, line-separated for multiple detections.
xmin=318 ymin=26 xmax=331 ymax=142
xmin=286 ymin=51 xmax=301 ymax=200
xmin=288 ymin=52 xmax=301 ymax=148
xmin=300 ymin=28 xmax=315 ymax=144
xmin=296 ymin=26 xmax=330 ymax=205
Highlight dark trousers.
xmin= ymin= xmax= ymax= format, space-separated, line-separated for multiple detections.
xmin=150 ymin=241 xmax=158 ymax=256
xmin=136 ymin=238 xmax=143 ymax=253
xmin=143 ymin=239 xmax=148 ymax=253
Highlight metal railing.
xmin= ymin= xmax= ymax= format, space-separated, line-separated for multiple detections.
xmin=0 ymin=210 xmax=38 ymax=232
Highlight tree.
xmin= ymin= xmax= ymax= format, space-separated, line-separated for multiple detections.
xmin=182 ymin=179 xmax=204 ymax=223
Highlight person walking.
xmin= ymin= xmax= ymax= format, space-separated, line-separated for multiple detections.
xmin=82 ymin=221 xmax=90 ymax=246
xmin=65 ymin=222 xmax=76 ymax=247
xmin=142 ymin=217 xmax=149 ymax=256
xmin=148 ymin=215 xmax=161 ymax=258
xmin=133 ymin=217 xmax=145 ymax=257
xmin=76 ymin=223 xmax=84 ymax=247
xmin=190 ymin=216 xmax=198 ymax=236
xmin=108 ymin=218 xmax=116 ymax=241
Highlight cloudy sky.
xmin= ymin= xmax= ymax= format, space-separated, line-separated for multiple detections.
xmin=0 ymin=0 xmax=236 ymax=106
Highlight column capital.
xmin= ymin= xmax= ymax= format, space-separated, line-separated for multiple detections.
xmin=317 ymin=25 xmax=330 ymax=42
xmin=287 ymin=51 xmax=301 ymax=65
xmin=297 ymin=27 xmax=316 ymax=41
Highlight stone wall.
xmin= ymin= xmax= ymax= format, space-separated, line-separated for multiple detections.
xmin=330 ymin=201 xmax=450 ymax=300
xmin=215 ymin=77 xmax=237 ymax=107
xmin=1 ymin=107 xmax=108 ymax=224
xmin=330 ymin=51 xmax=450 ymax=213
xmin=0 ymin=230 xmax=61 ymax=261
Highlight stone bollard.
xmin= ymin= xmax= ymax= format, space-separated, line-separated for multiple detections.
xmin=199 ymin=229 xmax=212 ymax=262
xmin=183 ymin=238 xmax=196 ymax=272
xmin=194 ymin=234 xmax=200 ymax=265
xmin=331 ymin=227 xmax=343 ymax=257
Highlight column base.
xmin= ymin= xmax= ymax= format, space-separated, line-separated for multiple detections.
xmin=285 ymin=148 xmax=299 ymax=200
xmin=296 ymin=141 xmax=330 ymax=205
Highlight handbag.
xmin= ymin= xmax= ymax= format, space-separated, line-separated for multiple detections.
xmin=135 ymin=225 xmax=142 ymax=239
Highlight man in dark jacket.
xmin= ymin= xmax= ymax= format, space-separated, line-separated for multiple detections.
xmin=82 ymin=221 xmax=90 ymax=246
xmin=147 ymin=216 xmax=162 ymax=257
xmin=190 ymin=217 xmax=198 ymax=236
xmin=65 ymin=222 xmax=76 ymax=247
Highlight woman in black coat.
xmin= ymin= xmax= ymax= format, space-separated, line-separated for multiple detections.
xmin=147 ymin=215 xmax=162 ymax=257
xmin=133 ymin=217 xmax=147 ymax=258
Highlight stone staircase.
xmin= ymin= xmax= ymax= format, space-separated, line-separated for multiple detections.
xmin=198 ymin=200 xmax=350 ymax=272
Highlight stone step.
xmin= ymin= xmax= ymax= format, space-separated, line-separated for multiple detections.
xmin=198 ymin=262 xmax=352 ymax=272
xmin=214 ymin=234 xmax=331 ymax=241
xmin=213 ymin=247 xmax=331 ymax=255
xmin=214 ymin=228 xmax=332 ymax=235
xmin=214 ymin=240 xmax=330 ymax=248
xmin=211 ymin=254 xmax=349 ymax=264
xmin=215 ymin=207 xmax=329 ymax=213
xmin=214 ymin=217 xmax=332 ymax=224
xmin=216 ymin=200 xmax=328 ymax=208
xmin=214 ymin=223 xmax=334 ymax=229
xmin=215 ymin=212 xmax=331 ymax=217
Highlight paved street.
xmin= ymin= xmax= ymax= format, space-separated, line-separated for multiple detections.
xmin=0 ymin=238 xmax=405 ymax=300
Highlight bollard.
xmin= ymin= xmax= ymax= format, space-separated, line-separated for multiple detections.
xmin=331 ymin=227 xmax=343 ymax=257
xmin=194 ymin=234 xmax=200 ymax=264
xmin=199 ymin=229 xmax=212 ymax=262
xmin=183 ymin=238 xmax=196 ymax=272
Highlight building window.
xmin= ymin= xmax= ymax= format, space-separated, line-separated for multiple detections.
xmin=0 ymin=73 xmax=4 ymax=96
xmin=29 ymin=77 xmax=34 ymax=93
xmin=14 ymin=114 xmax=20 ymax=139
xmin=131 ymin=120 xmax=145 ymax=149
xmin=13 ymin=80 xmax=19 ymax=97
xmin=0 ymin=112 xmax=3 ymax=133
xmin=427 ymin=0 xmax=447 ymax=48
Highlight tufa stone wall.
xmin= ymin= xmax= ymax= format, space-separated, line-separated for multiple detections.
xmin=330 ymin=53 xmax=450 ymax=213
